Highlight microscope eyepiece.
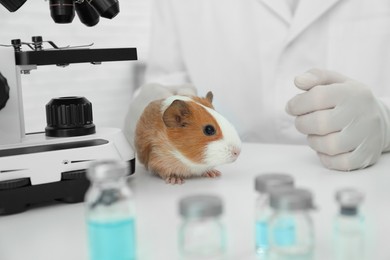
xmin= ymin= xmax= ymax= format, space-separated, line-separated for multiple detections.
xmin=49 ymin=0 xmax=75 ymax=24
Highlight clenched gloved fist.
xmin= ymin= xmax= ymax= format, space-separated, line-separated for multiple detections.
xmin=286 ymin=68 xmax=390 ymax=171
xmin=123 ymin=83 xmax=197 ymax=148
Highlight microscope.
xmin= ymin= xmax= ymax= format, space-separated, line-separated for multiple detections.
xmin=0 ymin=37 xmax=137 ymax=215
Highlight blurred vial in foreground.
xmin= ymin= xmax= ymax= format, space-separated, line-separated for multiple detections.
xmin=179 ymin=194 xmax=226 ymax=260
xmin=85 ymin=160 xmax=136 ymax=260
xmin=333 ymin=188 xmax=365 ymax=260
xmin=254 ymin=173 xmax=295 ymax=258
xmin=268 ymin=188 xmax=315 ymax=260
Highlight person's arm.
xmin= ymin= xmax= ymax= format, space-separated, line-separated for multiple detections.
xmin=286 ymin=68 xmax=390 ymax=171
xmin=377 ymin=97 xmax=390 ymax=152
xmin=144 ymin=0 xmax=191 ymax=85
xmin=124 ymin=0 xmax=198 ymax=147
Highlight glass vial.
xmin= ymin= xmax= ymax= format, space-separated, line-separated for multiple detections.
xmin=85 ymin=160 xmax=136 ymax=260
xmin=333 ymin=188 xmax=365 ymax=260
xmin=268 ymin=188 xmax=315 ymax=260
xmin=254 ymin=173 xmax=295 ymax=257
xmin=178 ymin=194 xmax=226 ymax=260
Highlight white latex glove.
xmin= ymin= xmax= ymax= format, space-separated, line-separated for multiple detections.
xmin=123 ymin=83 xmax=197 ymax=148
xmin=286 ymin=68 xmax=390 ymax=171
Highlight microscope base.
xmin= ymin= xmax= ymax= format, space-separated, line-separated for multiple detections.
xmin=0 ymin=159 xmax=135 ymax=215
xmin=0 ymin=127 xmax=136 ymax=215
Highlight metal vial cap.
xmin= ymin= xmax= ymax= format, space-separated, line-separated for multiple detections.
xmin=270 ymin=188 xmax=314 ymax=211
xmin=335 ymin=188 xmax=364 ymax=208
xmin=87 ymin=160 xmax=128 ymax=182
xmin=179 ymin=195 xmax=223 ymax=218
xmin=255 ymin=173 xmax=294 ymax=194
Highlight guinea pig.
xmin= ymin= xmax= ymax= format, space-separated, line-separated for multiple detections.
xmin=134 ymin=91 xmax=241 ymax=184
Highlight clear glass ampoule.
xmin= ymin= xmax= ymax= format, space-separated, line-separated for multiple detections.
xmin=85 ymin=160 xmax=136 ymax=260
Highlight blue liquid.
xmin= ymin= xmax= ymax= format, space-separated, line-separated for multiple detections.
xmin=88 ymin=217 xmax=136 ymax=260
xmin=256 ymin=220 xmax=269 ymax=251
xmin=273 ymin=218 xmax=295 ymax=246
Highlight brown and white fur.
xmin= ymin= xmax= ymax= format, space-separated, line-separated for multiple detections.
xmin=135 ymin=91 xmax=241 ymax=184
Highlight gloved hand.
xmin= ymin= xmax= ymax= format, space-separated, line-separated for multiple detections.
xmin=286 ymin=68 xmax=390 ymax=171
xmin=123 ymin=83 xmax=197 ymax=148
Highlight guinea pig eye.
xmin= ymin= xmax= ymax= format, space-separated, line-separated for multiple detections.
xmin=203 ymin=124 xmax=216 ymax=136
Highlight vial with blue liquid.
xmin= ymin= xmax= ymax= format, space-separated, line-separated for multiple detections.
xmin=333 ymin=188 xmax=365 ymax=260
xmin=268 ymin=188 xmax=315 ymax=260
xmin=254 ymin=173 xmax=294 ymax=258
xmin=85 ymin=160 xmax=136 ymax=260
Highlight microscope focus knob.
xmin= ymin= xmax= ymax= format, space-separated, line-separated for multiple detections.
xmin=0 ymin=72 xmax=10 ymax=111
xmin=45 ymin=96 xmax=96 ymax=137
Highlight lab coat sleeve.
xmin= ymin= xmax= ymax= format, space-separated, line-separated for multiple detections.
xmin=144 ymin=0 xmax=191 ymax=85
xmin=378 ymin=97 xmax=390 ymax=152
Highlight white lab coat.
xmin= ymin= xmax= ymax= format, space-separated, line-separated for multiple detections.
xmin=144 ymin=0 xmax=390 ymax=144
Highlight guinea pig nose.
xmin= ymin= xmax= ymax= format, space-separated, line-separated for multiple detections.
xmin=230 ymin=146 xmax=241 ymax=159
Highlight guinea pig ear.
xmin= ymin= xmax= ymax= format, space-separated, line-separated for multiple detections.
xmin=163 ymin=100 xmax=192 ymax=128
xmin=206 ymin=91 xmax=213 ymax=104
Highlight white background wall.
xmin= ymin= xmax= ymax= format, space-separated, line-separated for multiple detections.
xmin=0 ymin=0 xmax=151 ymax=133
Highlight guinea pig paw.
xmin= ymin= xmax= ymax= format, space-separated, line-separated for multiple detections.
xmin=165 ymin=175 xmax=185 ymax=185
xmin=202 ymin=170 xmax=221 ymax=178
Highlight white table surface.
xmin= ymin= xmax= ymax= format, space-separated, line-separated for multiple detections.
xmin=1 ymin=143 xmax=389 ymax=260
